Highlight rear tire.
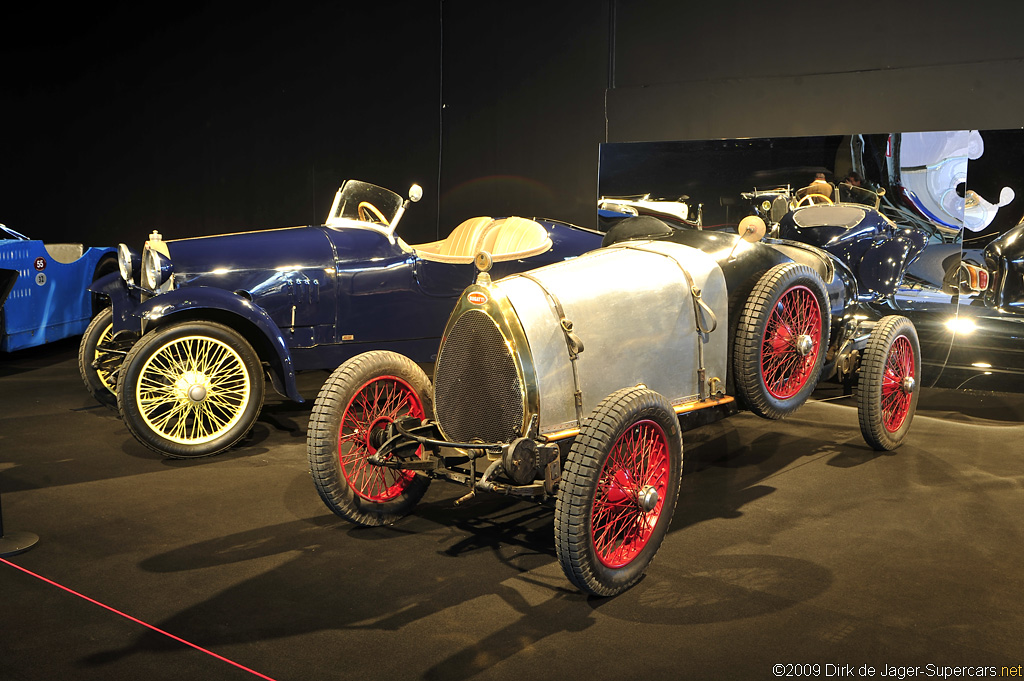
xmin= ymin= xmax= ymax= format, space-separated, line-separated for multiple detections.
xmin=78 ymin=307 xmax=127 ymax=411
xmin=307 ymin=351 xmax=433 ymax=526
xmin=857 ymin=316 xmax=920 ymax=451
xmin=734 ymin=263 xmax=830 ymax=419
xmin=555 ymin=387 xmax=683 ymax=596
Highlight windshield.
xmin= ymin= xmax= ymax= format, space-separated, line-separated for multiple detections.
xmin=328 ymin=180 xmax=404 ymax=228
xmin=838 ymin=183 xmax=882 ymax=208
xmin=0 ymin=223 xmax=30 ymax=240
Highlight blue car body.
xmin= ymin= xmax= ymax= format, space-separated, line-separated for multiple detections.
xmin=0 ymin=224 xmax=116 ymax=352
xmin=776 ymin=201 xmax=928 ymax=302
xmin=97 ymin=181 xmax=604 ymax=405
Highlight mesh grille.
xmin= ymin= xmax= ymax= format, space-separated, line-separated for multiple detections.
xmin=435 ymin=309 xmax=523 ymax=444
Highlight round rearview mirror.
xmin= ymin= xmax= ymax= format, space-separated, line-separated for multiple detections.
xmin=737 ymin=215 xmax=767 ymax=243
xmin=409 ymin=184 xmax=423 ymax=203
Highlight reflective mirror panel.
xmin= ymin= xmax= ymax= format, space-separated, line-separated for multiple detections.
xmin=598 ymin=130 xmax=1024 ymax=392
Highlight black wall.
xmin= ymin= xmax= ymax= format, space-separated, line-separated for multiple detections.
xmin=437 ymin=1 xmax=609 ymax=230
xmin=5 ymin=1 xmax=1024 ymax=245
xmin=3 ymin=3 xmax=441 ymax=245
xmin=607 ymin=1 xmax=1024 ymax=142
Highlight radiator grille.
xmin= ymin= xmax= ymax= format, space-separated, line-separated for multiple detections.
xmin=434 ymin=309 xmax=524 ymax=444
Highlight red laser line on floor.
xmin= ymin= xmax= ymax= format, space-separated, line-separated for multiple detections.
xmin=0 ymin=556 xmax=278 ymax=681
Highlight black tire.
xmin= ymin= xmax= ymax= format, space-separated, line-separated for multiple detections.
xmin=307 ymin=351 xmax=433 ymax=526
xmin=78 ymin=307 xmax=130 ymax=411
xmin=734 ymin=263 xmax=830 ymax=420
xmin=117 ymin=321 xmax=265 ymax=458
xmin=857 ymin=315 xmax=921 ymax=451
xmin=555 ymin=387 xmax=683 ymax=596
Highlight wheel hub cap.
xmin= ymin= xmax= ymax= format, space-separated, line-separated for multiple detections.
xmin=795 ymin=334 xmax=814 ymax=356
xmin=364 ymin=416 xmax=393 ymax=453
xmin=901 ymin=376 xmax=916 ymax=394
xmin=638 ymin=485 xmax=659 ymax=513
xmin=175 ymin=371 xmax=211 ymax=404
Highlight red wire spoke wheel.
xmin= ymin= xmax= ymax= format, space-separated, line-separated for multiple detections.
xmin=556 ymin=387 xmax=683 ymax=596
xmin=735 ymin=263 xmax=830 ymax=420
xmin=337 ymin=375 xmax=425 ymax=502
xmin=881 ymin=335 xmax=914 ymax=432
xmin=307 ymin=351 xmax=433 ymax=526
xmin=591 ymin=420 xmax=670 ymax=569
xmin=858 ymin=316 xmax=921 ymax=451
xmin=761 ymin=286 xmax=822 ymax=399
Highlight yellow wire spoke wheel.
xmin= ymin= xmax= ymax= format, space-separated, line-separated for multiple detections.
xmin=94 ymin=322 xmax=118 ymax=391
xmin=118 ymin=321 xmax=264 ymax=458
xmin=136 ymin=335 xmax=250 ymax=444
xmin=78 ymin=307 xmax=130 ymax=411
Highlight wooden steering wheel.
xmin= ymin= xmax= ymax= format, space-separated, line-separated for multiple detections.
xmin=357 ymin=201 xmax=390 ymax=226
xmin=796 ymin=193 xmax=834 ymax=207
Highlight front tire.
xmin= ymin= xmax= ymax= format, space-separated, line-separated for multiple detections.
xmin=307 ymin=351 xmax=433 ymax=526
xmin=734 ymin=263 xmax=830 ymax=419
xmin=857 ymin=316 xmax=920 ymax=451
xmin=117 ymin=321 xmax=265 ymax=458
xmin=555 ymin=387 xmax=683 ymax=596
xmin=78 ymin=307 xmax=130 ymax=411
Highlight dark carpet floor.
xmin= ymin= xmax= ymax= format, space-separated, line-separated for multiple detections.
xmin=1 ymin=337 xmax=1022 ymax=681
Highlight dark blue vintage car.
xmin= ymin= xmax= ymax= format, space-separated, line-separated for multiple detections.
xmin=774 ymin=183 xmax=929 ymax=303
xmin=84 ymin=179 xmax=604 ymax=458
xmin=1 ymin=224 xmax=116 ymax=352
xmin=597 ymin=183 xmax=930 ymax=413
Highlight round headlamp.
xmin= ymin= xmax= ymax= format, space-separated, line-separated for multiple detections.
xmin=118 ymin=243 xmax=137 ymax=285
xmin=142 ymin=247 xmax=174 ymax=291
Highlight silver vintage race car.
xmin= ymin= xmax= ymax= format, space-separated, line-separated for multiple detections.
xmin=305 ymin=216 xmax=921 ymax=596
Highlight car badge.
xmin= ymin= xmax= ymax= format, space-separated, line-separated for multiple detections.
xmin=467 ymin=291 xmax=488 ymax=305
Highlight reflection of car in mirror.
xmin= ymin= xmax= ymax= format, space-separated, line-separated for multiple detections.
xmin=741 ymin=186 xmax=793 ymax=231
xmin=0 ymin=223 xmax=116 ymax=352
xmin=598 ymin=193 xmax=702 ymax=230
xmin=307 ymin=215 xmax=920 ymax=596
xmin=85 ymin=179 xmax=605 ymax=459
xmin=775 ymin=184 xmax=929 ymax=303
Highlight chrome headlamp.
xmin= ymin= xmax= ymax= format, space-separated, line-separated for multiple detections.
xmin=141 ymin=246 xmax=174 ymax=292
xmin=117 ymin=243 xmax=140 ymax=286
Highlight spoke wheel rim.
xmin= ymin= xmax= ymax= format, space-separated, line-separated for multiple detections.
xmin=881 ymin=334 xmax=914 ymax=432
xmin=136 ymin=335 xmax=252 ymax=445
xmin=761 ymin=285 xmax=822 ymax=399
xmin=591 ymin=419 xmax=670 ymax=569
xmin=94 ymin=322 xmax=118 ymax=392
xmin=338 ymin=376 xmax=425 ymax=502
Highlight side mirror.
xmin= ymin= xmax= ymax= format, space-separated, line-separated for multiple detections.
xmin=409 ymin=184 xmax=423 ymax=203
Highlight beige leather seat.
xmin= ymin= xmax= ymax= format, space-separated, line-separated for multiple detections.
xmin=415 ymin=216 xmax=494 ymax=263
xmin=43 ymin=243 xmax=85 ymax=263
xmin=479 ymin=217 xmax=552 ymax=262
